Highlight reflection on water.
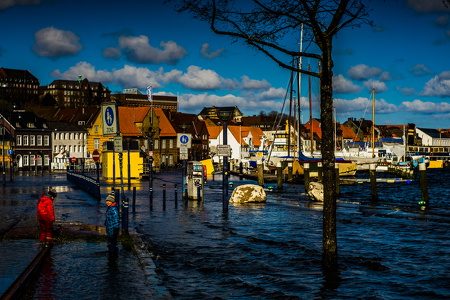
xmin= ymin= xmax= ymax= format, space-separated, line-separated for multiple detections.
xmin=135 ymin=169 xmax=450 ymax=299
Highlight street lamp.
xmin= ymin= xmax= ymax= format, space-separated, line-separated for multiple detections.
xmin=146 ymin=130 xmax=154 ymax=209
xmin=216 ymin=107 xmax=234 ymax=215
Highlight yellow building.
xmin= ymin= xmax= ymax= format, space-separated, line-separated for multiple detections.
xmin=88 ymin=105 xmax=159 ymax=179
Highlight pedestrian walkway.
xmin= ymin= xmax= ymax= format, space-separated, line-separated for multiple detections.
xmin=0 ymin=172 xmax=172 ymax=299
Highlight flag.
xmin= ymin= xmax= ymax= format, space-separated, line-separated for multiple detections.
xmin=146 ymin=86 xmax=152 ymax=102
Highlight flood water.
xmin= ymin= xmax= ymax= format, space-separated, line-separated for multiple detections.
xmin=133 ymin=169 xmax=450 ymax=299
xmin=1 ymin=168 xmax=450 ymax=299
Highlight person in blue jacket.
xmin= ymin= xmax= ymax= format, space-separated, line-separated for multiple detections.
xmin=105 ymin=193 xmax=120 ymax=259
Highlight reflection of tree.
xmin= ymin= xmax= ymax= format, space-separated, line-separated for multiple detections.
xmin=170 ymin=0 xmax=373 ymax=272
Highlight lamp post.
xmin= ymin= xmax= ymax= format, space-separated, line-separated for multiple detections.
xmin=217 ymin=107 xmax=234 ymax=215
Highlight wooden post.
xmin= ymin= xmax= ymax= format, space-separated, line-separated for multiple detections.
xmin=335 ymin=163 xmax=340 ymax=196
xmin=257 ymin=160 xmax=264 ymax=187
xmin=419 ymin=162 xmax=428 ymax=209
xmin=276 ymin=162 xmax=283 ymax=190
xmin=303 ymin=163 xmax=310 ymax=193
xmin=370 ymin=163 xmax=378 ymax=201
xmin=317 ymin=162 xmax=323 ymax=182
xmin=288 ymin=162 xmax=293 ymax=182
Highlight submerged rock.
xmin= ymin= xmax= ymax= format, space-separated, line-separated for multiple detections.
xmin=229 ymin=184 xmax=267 ymax=203
xmin=308 ymin=181 xmax=324 ymax=202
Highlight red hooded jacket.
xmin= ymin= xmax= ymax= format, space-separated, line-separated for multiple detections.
xmin=37 ymin=194 xmax=55 ymax=223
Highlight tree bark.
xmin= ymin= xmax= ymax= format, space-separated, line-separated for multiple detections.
xmin=320 ymin=42 xmax=338 ymax=272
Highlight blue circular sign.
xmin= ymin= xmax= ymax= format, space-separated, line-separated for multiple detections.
xmin=7 ymin=149 xmax=13 ymax=155
xmin=180 ymin=135 xmax=189 ymax=144
xmin=105 ymin=107 xmax=114 ymax=126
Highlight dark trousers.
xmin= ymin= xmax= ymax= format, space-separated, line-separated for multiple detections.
xmin=107 ymin=227 xmax=120 ymax=258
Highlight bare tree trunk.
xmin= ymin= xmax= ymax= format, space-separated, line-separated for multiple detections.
xmin=320 ymin=45 xmax=338 ymax=272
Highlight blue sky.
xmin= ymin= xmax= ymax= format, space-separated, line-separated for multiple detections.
xmin=1 ymin=0 xmax=450 ymax=129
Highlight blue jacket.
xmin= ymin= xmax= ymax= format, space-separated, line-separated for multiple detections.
xmin=105 ymin=203 xmax=120 ymax=236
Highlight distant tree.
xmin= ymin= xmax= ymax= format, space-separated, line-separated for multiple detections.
xmin=169 ymin=0 xmax=374 ymax=273
xmin=41 ymin=93 xmax=57 ymax=107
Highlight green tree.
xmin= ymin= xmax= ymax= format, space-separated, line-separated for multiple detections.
xmin=170 ymin=0 xmax=373 ymax=272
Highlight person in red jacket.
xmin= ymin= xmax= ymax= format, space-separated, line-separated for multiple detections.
xmin=37 ymin=188 xmax=57 ymax=247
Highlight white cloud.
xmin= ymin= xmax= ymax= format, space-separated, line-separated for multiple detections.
xmin=178 ymin=92 xmax=283 ymax=115
xmin=240 ymin=75 xmax=271 ymax=91
xmin=407 ymin=0 xmax=450 ymax=12
xmin=176 ymin=66 xmax=236 ymax=90
xmin=409 ymin=64 xmax=433 ymax=76
xmin=118 ymin=35 xmax=187 ymax=65
xmin=0 ymin=0 xmax=41 ymax=10
xmin=32 ymin=27 xmax=82 ymax=57
xmin=332 ymin=74 xmax=360 ymax=93
xmin=334 ymin=96 xmax=398 ymax=116
xmin=363 ymin=79 xmax=388 ymax=92
xmin=400 ymin=99 xmax=450 ymax=113
xmin=421 ymin=71 xmax=450 ymax=96
xmin=102 ymin=47 xmax=122 ymax=60
xmin=347 ymin=64 xmax=382 ymax=80
xmin=200 ymin=43 xmax=224 ymax=59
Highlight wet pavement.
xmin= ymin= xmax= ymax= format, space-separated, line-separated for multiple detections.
xmin=0 ymin=171 xmax=171 ymax=299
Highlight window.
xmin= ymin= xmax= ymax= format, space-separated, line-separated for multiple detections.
xmin=30 ymin=155 xmax=36 ymax=166
xmin=169 ymin=139 xmax=174 ymax=149
xmin=162 ymin=140 xmax=166 ymax=149
xmin=154 ymin=139 xmax=159 ymax=150
xmin=30 ymin=135 xmax=35 ymax=146
xmin=24 ymin=155 xmax=29 ymax=166
xmin=23 ymin=135 xmax=29 ymax=146
xmin=44 ymin=135 xmax=49 ymax=146
xmin=94 ymin=125 xmax=99 ymax=134
xmin=94 ymin=138 xmax=100 ymax=150
xmin=37 ymin=135 xmax=42 ymax=146
xmin=17 ymin=135 xmax=22 ymax=146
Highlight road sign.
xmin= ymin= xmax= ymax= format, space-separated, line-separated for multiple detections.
xmin=217 ymin=145 xmax=231 ymax=156
xmin=177 ymin=133 xmax=192 ymax=148
xmin=7 ymin=149 xmax=13 ymax=155
xmin=114 ymin=136 xmax=123 ymax=152
xmin=102 ymin=102 xmax=118 ymax=135
xmin=71 ymin=157 xmax=76 ymax=162
xmin=92 ymin=150 xmax=100 ymax=162
xmin=179 ymin=144 xmax=188 ymax=160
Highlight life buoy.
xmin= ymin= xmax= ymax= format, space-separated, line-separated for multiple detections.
xmin=430 ymin=152 xmax=434 ymax=156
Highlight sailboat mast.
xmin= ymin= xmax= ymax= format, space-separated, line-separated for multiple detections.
xmin=297 ymin=23 xmax=303 ymax=158
xmin=308 ymin=64 xmax=313 ymax=156
xmin=371 ymin=88 xmax=376 ymax=158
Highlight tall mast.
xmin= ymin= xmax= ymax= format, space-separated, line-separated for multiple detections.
xmin=371 ymin=88 xmax=376 ymax=158
xmin=308 ymin=64 xmax=313 ymax=156
xmin=297 ymin=23 xmax=303 ymax=158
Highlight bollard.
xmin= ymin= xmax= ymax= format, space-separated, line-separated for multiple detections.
xmin=132 ymin=186 xmax=136 ymax=213
xmin=121 ymin=192 xmax=129 ymax=235
xmin=276 ymin=162 xmax=283 ymax=190
xmin=335 ymin=163 xmax=340 ymax=196
xmin=288 ymin=163 xmax=293 ymax=182
xmin=174 ymin=183 xmax=178 ymax=208
xmin=163 ymin=184 xmax=166 ymax=210
xmin=370 ymin=163 xmax=378 ymax=201
xmin=303 ymin=163 xmax=310 ymax=193
xmin=418 ymin=163 xmax=428 ymax=210
xmin=257 ymin=160 xmax=264 ymax=187
xmin=184 ymin=183 xmax=188 ymax=202
xmin=197 ymin=184 xmax=201 ymax=201
xmin=317 ymin=162 xmax=323 ymax=182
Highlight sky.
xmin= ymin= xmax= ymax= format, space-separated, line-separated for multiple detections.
xmin=1 ymin=0 xmax=450 ymax=129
